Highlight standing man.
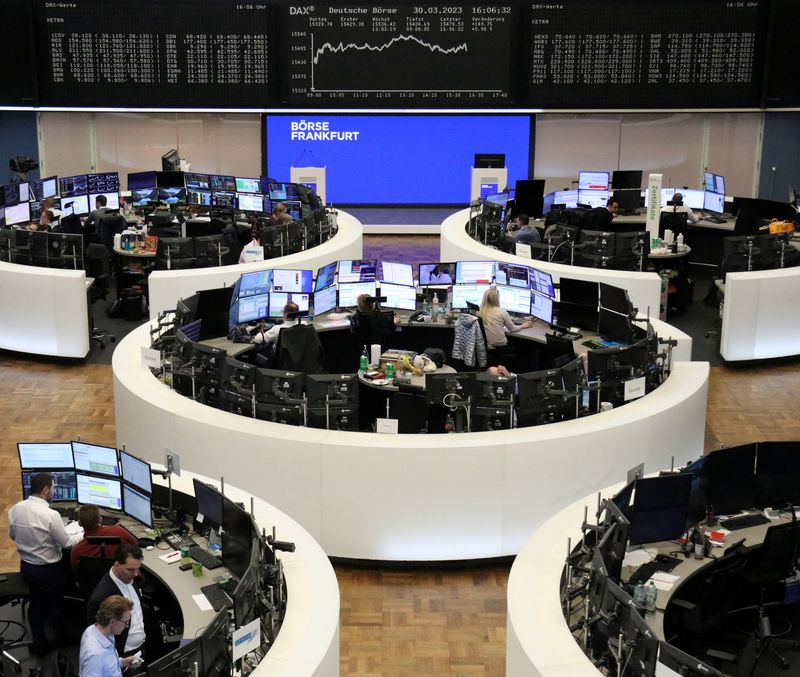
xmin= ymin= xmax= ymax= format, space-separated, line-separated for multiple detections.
xmin=80 ymin=595 xmax=139 ymax=676
xmin=8 ymin=472 xmax=83 ymax=655
xmin=86 ymin=544 xmax=147 ymax=667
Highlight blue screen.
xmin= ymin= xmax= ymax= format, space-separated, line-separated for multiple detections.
xmin=265 ymin=115 xmax=531 ymax=204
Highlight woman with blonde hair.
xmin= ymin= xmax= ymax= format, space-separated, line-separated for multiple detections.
xmin=478 ymin=287 xmax=532 ymax=349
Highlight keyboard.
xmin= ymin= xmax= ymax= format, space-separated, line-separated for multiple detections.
xmin=628 ymin=554 xmax=683 ymax=586
xmin=189 ymin=545 xmax=223 ymax=570
xmin=704 ymin=215 xmax=727 ymax=224
xmin=200 ymin=584 xmax=231 ymax=612
xmin=720 ymin=513 xmax=770 ymax=531
xmin=55 ymin=506 xmax=76 ymax=520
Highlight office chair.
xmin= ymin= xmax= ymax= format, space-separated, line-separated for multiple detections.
xmin=274 ymin=323 xmax=325 ymax=372
xmin=97 ymin=213 xmax=126 ymax=250
xmin=84 ymin=243 xmax=116 ymax=349
xmin=59 ymin=213 xmax=83 ymax=236
xmin=0 ymin=571 xmax=30 ymax=620
xmin=478 ymin=315 xmax=516 ymax=370
xmin=77 ymin=555 xmax=116 ymax=596
xmin=350 ymin=310 xmax=396 ymax=349
xmin=659 ymin=211 xmax=689 ymax=240
xmin=0 ymin=228 xmax=12 ymax=263
xmin=545 ymin=333 xmax=577 ymax=368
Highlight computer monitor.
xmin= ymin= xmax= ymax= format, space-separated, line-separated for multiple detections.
xmin=713 ymin=174 xmax=726 ymax=196
xmin=158 ymin=187 xmax=186 ymax=206
xmin=528 ymin=267 xmax=555 ymax=298
xmin=193 ymin=478 xmax=224 ymax=530
xmin=272 ymin=268 xmax=313 ymax=293
xmin=476 ymin=372 xmax=516 ymax=405
xmin=306 ymin=373 xmax=359 ymax=408
xmin=268 ymin=292 xmax=310 ymax=317
xmin=703 ymin=191 xmax=725 ymax=214
xmin=455 ymin=261 xmax=494 ymax=285
xmin=17 ymin=442 xmax=74 ymax=469
xmin=238 ymin=269 xmax=272 ymax=299
xmin=76 ymin=473 xmax=123 ymax=511
xmin=307 ymin=405 xmax=360 ymax=431
xmin=611 ymin=170 xmax=642 ymax=190
xmin=495 ymin=262 xmax=530 ymax=289
xmin=222 ymin=496 xmax=254 ymax=579
xmin=530 ymin=290 xmax=554 ymax=324
xmin=129 ymin=188 xmax=158 ymax=208
xmin=578 ymin=171 xmax=610 ymax=191
xmin=313 ymin=284 xmax=337 ymax=315
xmin=657 ymin=642 xmax=726 ymax=677
xmin=71 ymin=441 xmax=120 ymax=477
xmin=688 ymin=443 xmax=757 ymax=516
xmin=59 ymin=175 xmax=88 ymax=198
xmin=611 ymin=481 xmax=635 ymax=512
xmin=236 ymin=293 xmax=270 ymax=324
xmin=87 ymin=172 xmax=119 ymax=193
xmin=599 ymin=283 xmax=633 ymax=317
xmin=600 ymin=502 xmax=631 ymax=581
xmin=89 ymin=192 xmax=120 ymax=210
xmin=473 ymin=153 xmax=505 ymax=169
xmin=338 ymin=281 xmax=376 ymax=308
xmin=628 ymin=473 xmax=693 ymax=546
xmin=677 ymin=188 xmax=705 ymax=210
xmin=338 ymin=259 xmax=377 ymax=283
xmin=497 ymin=285 xmax=531 ymax=316
xmin=266 ymin=181 xmax=300 ymax=200
xmin=418 ymin=262 xmax=455 ymax=285
xmin=612 ymin=189 xmax=641 ymax=213
xmin=617 ymin=597 xmax=658 ymax=677
xmin=255 ymin=368 xmax=304 ymax=404
xmin=4 ymin=201 xmax=30 ymax=226
xmin=210 ymin=191 xmax=236 ymax=208
xmin=126 ymin=171 xmax=157 ymax=190
xmin=470 ymin=406 xmax=513 ymax=431
xmin=221 ymin=356 xmax=257 ymax=391
xmin=577 ymin=189 xmax=609 ymax=209
xmin=235 ymin=177 xmax=261 ymax=194
xmin=61 ymin=194 xmax=90 ymax=217
xmin=233 ymin=561 xmax=259 ymax=630
xmin=209 ymin=175 xmax=236 ymax=192
xmin=379 ymin=282 xmax=417 ymax=311
xmin=580 ymin=230 xmax=616 ymax=257
xmin=147 ymin=637 xmax=202 ymax=677
xmin=237 ymin=193 xmax=263 ymax=212
xmin=425 ymin=372 xmax=477 ymax=406
xmin=199 ymin=607 xmax=230 ymax=677
xmin=315 ymin=262 xmax=337 ymax=291
xmin=377 ymin=261 xmax=414 ymax=287
xmin=184 ymin=173 xmax=210 ymax=190
xmin=755 ymin=441 xmax=800 ymax=507
xmin=255 ymin=402 xmax=304 ymax=425
xmin=22 ymin=470 xmax=77 ymax=502
xmin=123 ymin=484 xmax=153 ymax=528
xmin=187 ymin=189 xmax=212 ymax=207
xmin=119 ymin=450 xmax=152 ymax=494
xmin=31 ymin=175 xmax=57 ymax=200
xmin=553 ymin=189 xmax=579 ymax=209
xmin=451 ymin=283 xmax=491 ymax=310
xmin=516 ymin=368 xmax=571 ymax=427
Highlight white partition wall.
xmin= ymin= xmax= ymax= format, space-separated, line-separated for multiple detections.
xmin=0 ymin=260 xmax=90 ymax=358
xmin=290 ymin=166 xmax=327 ymax=204
xmin=471 ymin=167 xmax=508 ymax=202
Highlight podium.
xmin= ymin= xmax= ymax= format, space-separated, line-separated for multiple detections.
xmin=290 ymin=166 xmax=326 ymax=204
xmin=470 ymin=167 xmax=507 ymax=202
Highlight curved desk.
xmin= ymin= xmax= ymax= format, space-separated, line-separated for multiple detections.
xmin=147 ymin=210 xmax=363 ymax=319
xmin=114 ymin=322 xmax=707 ymax=562
xmin=0 ymin=260 xmax=90 ymax=358
xmin=439 ymin=209 xmax=663 ymax=325
xmin=139 ymin=469 xmax=339 ymax=676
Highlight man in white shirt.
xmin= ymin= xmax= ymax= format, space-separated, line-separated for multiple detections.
xmin=8 ymin=472 xmax=83 ymax=655
xmin=661 ymin=192 xmax=700 ymax=224
xmin=251 ymin=301 xmax=303 ymax=345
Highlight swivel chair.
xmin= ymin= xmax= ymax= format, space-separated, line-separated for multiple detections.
xmin=659 ymin=211 xmax=689 ymax=240
xmin=84 ymin=243 xmax=116 ymax=349
xmin=544 ymin=333 xmax=576 ymax=368
xmin=274 ymin=323 xmax=325 ymax=373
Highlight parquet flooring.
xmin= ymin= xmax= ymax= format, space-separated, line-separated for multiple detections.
xmin=0 ymin=235 xmax=798 ymax=675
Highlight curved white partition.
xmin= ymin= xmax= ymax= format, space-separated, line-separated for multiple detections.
xmin=148 ymin=210 xmax=363 ymax=319
xmin=0 ymin=260 xmax=90 ymax=358
xmin=114 ymin=323 xmax=709 ymax=561
xmin=161 ymin=469 xmax=340 ymax=677
xmin=440 ymin=209 xmax=663 ymax=324
xmin=721 ymin=266 xmax=800 ymax=361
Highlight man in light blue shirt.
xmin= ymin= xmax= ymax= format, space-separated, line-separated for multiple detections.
xmin=80 ymin=595 xmax=139 ymax=676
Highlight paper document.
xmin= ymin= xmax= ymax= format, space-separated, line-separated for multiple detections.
xmin=192 ymin=594 xmax=213 ymax=611
xmin=649 ymin=571 xmax=680 ymax=591
xmin=159 ymin=551 xmax=181 ymax=564
xmin=65 ymin=521 xmax=84 ymax=537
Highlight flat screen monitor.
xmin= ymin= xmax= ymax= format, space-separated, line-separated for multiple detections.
xmin=480 ymin=183 xmax=499 ymax=199
xmin=338 ymin=281 xmax=376 ymax=308
xmin=703 ymin=191 xmax=725 ymax=214
xmin=237 ymin=293 xmax=270 ymax=324
xmin=455 ymin=260 xmax=494 ymax=285
xmin=577 ymin=189 xmax=609 ymax=208
xmin=199 ymin=607 xmax=230 ymax=676
xmin=156 ymin=171 xmax=184 ymax=188
xmin=5 ymin=201 xmax=31 ymax=225
xmin=61 ymin=194 xmax=90 ymax=217
xmin=89 ymin=192 xmax=120 ymax=210
xmin=578 ymin=171 xmax=610 ymax=191
xmin=628 ymin=474 xmax=693 ymax=546
xmin=529 ymin=267 xmax=555 ymax=298
xmin=674 ymin=188 xmax=705 ymax=210
xmin=235 ymin=177 xmax=261 ymax=194
xmin=484 ymin=191 xmax=511 ymax=206
xmin=6 ymin=182 xmax=29 ymax=205
xmin=599 ymin=283 xmax=632 ymax=317
xmin=193 ymin=478 xmax=224 ymax=530
xmin=222 ymin=496 xmax=253 ymax=579
xmin=158 ymin=187 xmax=186 ymax=206
xmin=692 ymin=443 xmax=757 ymax=516
xmin=418 ymin=262 xmax=455 ymax=285
xmin=542 ymin=192 xmax=556 ymax=214
xmin=313 ymin=284 xmax=337 ymax=315
xmin=755 ymin=441 xmax=800 ymax=507
xmin=210 ymin=191 xmax=236 ymax=208
xmin=18 ymin=442 xmax=74 ymax=469
xmin=611 ymin=170 xmax=642 ymax=190
xmin=266 ymin=181 xmax=300 ymax=201
xmin=187 ymin=189 xmax=212 ymax=207
xmin=147 ymin=637 xmax=202 ymax=677
xmin=126 ymin=171 xmax=156 ymax=190
xmin=255 ymin=368 xmax=305 ymax=405
xmin=598 ymin=307 xmax=634 ymax=344
xmin=451 ymin=283 xmax=491 ymax=310
xmin=315 ymin=262 xmax=337 ymax=291
xmin=530 ymin=290 xmax=554 ymax=324
xmin=378 ymin=261 xmax=414 ymax=287
xmin=704 ymin=172 xmax=726 ymax=196
xmin=238 ymin=270 xmax=272 ymax=298
xmin=552 ymin=189 xmax=579 ymax=209
xmin=77 ymin=473 xmax=122 ymax=511
xmin=497 ymin=285 xmax=531 ymax=315
xmin=123 ymin=484 xmax=153 ymax=528
xmin=379 ymin=282 xmax=417 ymax=311
xmin=713 ymin=174 xmax=726 ymax=195
xmin=59 ymin=175 xmax=88 ymax=198
xmin=31 ymin=176 xmax=57 ymax=200
xmin=119 ymin=450 xmax=152 ymax=494
xmin=272 ymin=268 xmax=313 ymax=293
xmin=22 ymin=470 xmax=77 ymax=502
xmin=184 ymin=173 xmax=210 ymax=190
xmin=703 ymin=171 xmax=715 ymax=193
xmin=87 ymin=172 xmax=119 ymax=193
xmin=129 ymin=189 xmax=158 ymax=208
xmin=495 ymin=262 xmax=529 ymax=289
xmin=237 ymin=193 xmax=263 ymax=212
xmin=305 ymin=373 xmax=359 ymax=408
xmin=559 ymin=277 xmax=599 ymax=307
xmin=232 ymin=561 xmax=259 ymax=630
xmin=473 ymin=153 xmax=505 ymax=169
xmin=425 ymin=372 xmax=477 ymax=405
xmin=72 ymin=441 xmax=120 ymax=478
xmin=209 ymin=175 xmax=236 ymax=192
xmin=657 ymin=641 xmax=725 ymax=677
xmin=268 ymin=292 xmax=310 ymax=317
xmin=338 ymin=259 xmax=377 ymax=283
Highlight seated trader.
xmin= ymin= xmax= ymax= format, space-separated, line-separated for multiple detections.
xmin=589 ymin=197 xmax=619 ymax=230
xmin=27 ymin=209 xmax=54 ymax=231
xmin=86 ymin=544 xmax=147 ymax=664
xmin=80 ymin=595 xmax=140 ymax=676
xmin=478 ymin=287 xmax=533 ymax=350
xmin=71 ymin=504 xmax=138 ymax=578
xmin=88 ymin=194 xmax=113 ymax=226
xmin=661 ymin=192 xmax=699 ymax=224
xmin=270 ymin=201 xmax=293 ymax=226
xmin=511 ymin=213 xmax=542 ymax=244
xmin=8 ymin=471 xmax=83 ymax=655
xmin=355 ymin=293 xmax=401 ymax=328
xmin=42 ymin=197 xmax=62 ymax=224
xmin=252 ymin=301 xmax=305 ymax=345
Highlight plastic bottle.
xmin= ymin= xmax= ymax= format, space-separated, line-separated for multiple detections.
xmin=432 ymin=293 xmax=440 ymax=322
xmin=644 ymin=581 xmax=657 ymax=621
xmin=445 ymin=413 xmax=455 ymax=433
xmin=359 ymin=345 xmax=368 ymax=372
xmin=633 ymin=582 xmax=646 ymax=610
xmin=677 ymin=232 xmax=685 ymax=249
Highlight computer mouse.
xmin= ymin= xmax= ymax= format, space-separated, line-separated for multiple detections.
xmin=146 ymin=545 xmax=154 ymax=551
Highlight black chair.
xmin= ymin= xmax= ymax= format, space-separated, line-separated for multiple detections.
xmin=97 ymin=213 xmax=127 ymax=250
xmin=351 ymin=310 xmax=396 ymax=348
xmin=77 ymin=555 xmax=115 ymax=596
xmin=85 ymin=243 xmax=116 ymax=349
xmin=274 ymin=323 xmax=325 ymax=372
xmin=59 ymin=213 xmax=83 ymax=236
xmin=0 ymin=228 xmax=12 ymax=263
xmin=0 ymin=571 xmax=30 ymax=619
xmin=479 ymin=315 xmax=516 ymax=369
xmin=659 ymin=211 xmax=689 ymax=239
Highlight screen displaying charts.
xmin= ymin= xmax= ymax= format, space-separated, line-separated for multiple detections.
xmin=530 ymin=267 xmax=555 ymax=298
xmin=239 ymin=270 xmax=272 ymax=298
xmin=338 ymin=259 xmax=377 ymax=283
xmin=313 ymin=284 xmax=337 ymax=315
xmin=268 ymin=292 xmax=310 ymax=317
xmin=495 ymin=262 xmax=529 ymax=289
xmin=338 ymin=281 xmax=376 ymax=308
xmin=72 ymin=441 xmax=120 ymax=477
xmin=315 ymin=262 xmax=337 ymax=291
xmin=235 ymin=177 xmax=261 ymax=193
xmin=119 ymin=450 xmax=152 ymax=494
xmin=90 ymin=192 xmax=120 ymax=210
xmin=378 ymin=261 xmax=414 ymax=287
xmin=237 ymin=293 xmax=270 ymax=323
xmin=380 ymin=283 xmax=417 ymax=311
xmin=451 ymin=283 xmax=491 ymax=309
xmin=77 ymin=474 xmax=122 ymax=510
xmin=578 ymin=171 xmax=609 ymax=191
xmin=497 ymin=285 xmax=531 ymax=316
xmin=22 ymin=470 xmax=77 ymax=502
xmin=18 ymin=442 xmax=74 ymax=469
xmin=703 ymin=191 xmax=725 ymax=213
xmin=123 ymin=484 xmax=153 ymax=527
xmin=237 ymin=193 xmax=263 ymax=212
xmin=61 ymin=194 xmax=90 ymax=216
xmin=530 ymin=290 xmax=554 ymax=324
xmin=5 ymin=202 xmax=31 ymax=225
xmin=272 ymin=269 xmax=313 ymax=293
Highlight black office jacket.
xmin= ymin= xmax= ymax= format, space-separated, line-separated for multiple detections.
xmin=86 ymin=571 xmax=143 ymax=655
xmin=589 ymin=206 xmax=614 ymax=230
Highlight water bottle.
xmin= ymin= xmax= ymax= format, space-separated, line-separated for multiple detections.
xmin=644 ymin=581 xmax=657 ymax=621
xmin=633 ymin=582 xmax=646 ymax=611
xmin=432 ymin=293 xmax=440 ymax=322
xmin=445 ymin=413 xmax=455 ymax=433
xmin=359 ymin=345 xmax=368 ymax=372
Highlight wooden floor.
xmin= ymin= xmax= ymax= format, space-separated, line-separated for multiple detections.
xmin=1 ymin=273 xmax=799 ymax=675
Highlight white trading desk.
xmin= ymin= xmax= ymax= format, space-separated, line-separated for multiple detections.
xmin=147 ymin=210 xmax=363 ymax=319
xmin=0 ymin=259 xmax=90 ymax=358
xmin=113 ymin=322 xmax=707 ymax=562
xmin=146 ymin=469 xmax=339 ymax=676
xmin=440 ymin=209 xmax=664 ymax=322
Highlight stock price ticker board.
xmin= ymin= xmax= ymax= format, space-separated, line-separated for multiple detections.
xmin=283 ymin=3 xmax=519 ymax=106
xmin=34 ymin=0 xmax=272 ymax=108
xmin=526 ymin=0 xmax=770 ymax=109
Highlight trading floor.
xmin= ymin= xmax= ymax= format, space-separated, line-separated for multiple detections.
xmin=1 ymin=234 xmax=799 ymax=676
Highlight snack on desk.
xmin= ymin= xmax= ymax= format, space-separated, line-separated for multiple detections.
xmin=379 ymin=349 xmax=416 ymax=371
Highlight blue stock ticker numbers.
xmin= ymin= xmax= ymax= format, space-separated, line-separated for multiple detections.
xmin=285 ymin=4 xmax=517 ymax=106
